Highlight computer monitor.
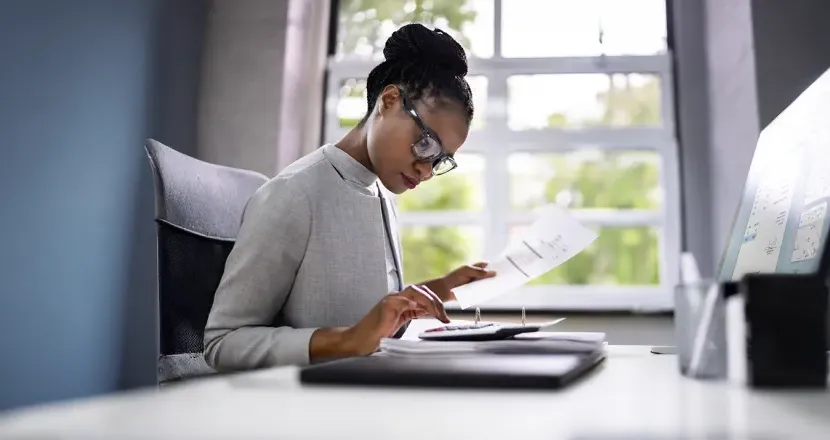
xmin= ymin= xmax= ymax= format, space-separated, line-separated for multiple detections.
xmin=717 ymin=67 xmax=830 ymax=282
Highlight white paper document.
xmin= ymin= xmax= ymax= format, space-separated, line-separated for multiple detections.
xmin=379 ymin=331 xmax=606 ymax=357
xmin=452 ymin=205 xmax=598 ymax=309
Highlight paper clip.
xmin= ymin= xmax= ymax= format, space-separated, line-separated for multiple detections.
xmin=521 ymin=307 xmax=526 ymax=327
xmin=474 ymin=307 xmax=481 ymax=326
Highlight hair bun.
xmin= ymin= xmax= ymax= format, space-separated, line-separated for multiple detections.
xmin=383 ymin=23 xmax=468 ymax=77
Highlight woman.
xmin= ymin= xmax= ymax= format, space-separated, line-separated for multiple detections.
xmin=204 ymin=23 xmax=495 ymax=371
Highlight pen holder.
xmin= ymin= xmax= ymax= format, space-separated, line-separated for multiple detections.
xmin=674 ymin=280 xmax=736 ymax=379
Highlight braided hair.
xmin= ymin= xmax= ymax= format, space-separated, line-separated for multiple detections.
xmin=362 ymin=23 xmax=474 ymax=125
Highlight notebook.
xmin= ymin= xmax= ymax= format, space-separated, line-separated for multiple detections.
xmin=299 ymin=350 xmax=606 ymax=390
xmin=299 ymin=325 xmax=608 ymax=389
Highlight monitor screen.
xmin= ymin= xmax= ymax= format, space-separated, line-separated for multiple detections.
xmin=718 ymin=68 xmax=830 ymax=282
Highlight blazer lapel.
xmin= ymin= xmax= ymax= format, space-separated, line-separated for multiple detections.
xmin=378 ymin=187 xmax=404 ymax=290
xmin=377 ymin=186 xmax=410 ymax=338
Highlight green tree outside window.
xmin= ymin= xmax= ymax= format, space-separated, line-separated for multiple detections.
xmin=338 ymin=0 xmax=477 ymax=57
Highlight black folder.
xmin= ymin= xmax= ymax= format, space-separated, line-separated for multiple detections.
xmin=299 ymin=350 xmax=606 ymax=390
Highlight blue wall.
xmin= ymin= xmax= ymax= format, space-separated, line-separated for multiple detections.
xmin=0 ymin=0 xmax=207 ymax=410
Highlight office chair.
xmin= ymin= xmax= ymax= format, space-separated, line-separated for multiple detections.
xmin=144 ymin=139 xmax=268 ymax=384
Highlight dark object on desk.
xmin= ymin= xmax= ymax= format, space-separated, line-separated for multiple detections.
xmin=300 ymin=351 xmax=606 ymax=389
xmin=145 ymin=139 xmax=268 ymax=384
xmin=739 ymin=273 xmax=828 ymax=388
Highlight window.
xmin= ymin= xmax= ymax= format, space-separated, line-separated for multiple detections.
xmin=325 ymin=0 xmax=680 ymax=310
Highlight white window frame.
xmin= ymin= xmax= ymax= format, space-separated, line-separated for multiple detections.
xmin=324 ymin=0 xmax=681 ymax=311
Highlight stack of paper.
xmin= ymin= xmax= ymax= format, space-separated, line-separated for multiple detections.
xmin=379 ymin=332 xmax=607 ymax=358
xmin=484 ymin=332 xmax=608 ymax=354
xmin=379 ymin=340 xmax=480 ymax=357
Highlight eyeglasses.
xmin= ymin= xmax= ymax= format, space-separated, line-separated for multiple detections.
xmin=398 ymin=87 xmax=457 ymax=176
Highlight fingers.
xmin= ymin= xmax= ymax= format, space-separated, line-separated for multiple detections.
xmin=382 ymin=294 xmax=421 ymax=315
xmin=390 ymin=309 xmax=416 ymax=337
xmin=401 ymin=284 xmax=451 ymax=323
xmin=463 ymin=262 xmax=497 ymax=279
xmin=381 ymin=294 xmax=433 ymax=337
xmin=398 ymin=308 xmax=427 ymax=326
xmin=413 ymin=284 xmax=451 ymax=323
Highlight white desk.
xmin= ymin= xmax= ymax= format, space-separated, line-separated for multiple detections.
xmin=1 ymin=322 xmax=829 ymax=439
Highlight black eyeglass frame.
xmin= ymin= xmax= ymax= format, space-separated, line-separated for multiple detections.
xmin=397 ymin=87 xmax=458 ymax=176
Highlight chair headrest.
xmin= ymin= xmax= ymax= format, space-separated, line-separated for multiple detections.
xmin=144 ymin=139 xmax=268 ymax=239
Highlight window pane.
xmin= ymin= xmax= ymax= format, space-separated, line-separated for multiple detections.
xmin=337 ymin=0 xmax=494 ymax=59
xmin=509 ymin=225 xmax=660 ymax=285
xmin=501 ymin=0 xmax=667 ymax=58
xmin=336 ymin=76 xmax=487 ymax=130
xmin=468 ymin=76 xmax=488 ymax=130
xmin=398 ymin=154 xmax=485 ymax=212
xmin=402 ymin=226 xmax=483 ymax=284
xmin=337 ymin=78 xmax=367 ymax=128
xmin=507 ymin=74 xmax=662 ymax=130
xmin=508 ymin=151 xmax=662 ymax=210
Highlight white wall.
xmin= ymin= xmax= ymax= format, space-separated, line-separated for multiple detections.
xmin=670 ymin=0 xmax=715 ymax=277
xmin=702 ymin=0 xmax=761 ymax=267
xmin=197 ymin=0 xmax=290 ymax=177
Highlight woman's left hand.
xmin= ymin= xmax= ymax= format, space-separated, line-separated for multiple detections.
xmin=423 ymin=262 xmax=497 ymax=302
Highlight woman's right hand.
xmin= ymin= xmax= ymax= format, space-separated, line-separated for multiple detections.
xmin=342 ymin=284 xmax=451 ymax=356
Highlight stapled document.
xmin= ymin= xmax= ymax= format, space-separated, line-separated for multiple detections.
xmin=379 ymin=331 xmax=607 ymax=357
xmin=452 ymin=204 xmax=598 ymax=309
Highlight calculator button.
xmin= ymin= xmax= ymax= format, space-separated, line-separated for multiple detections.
xmin=424 ymin=323 xmax=496 ymax=334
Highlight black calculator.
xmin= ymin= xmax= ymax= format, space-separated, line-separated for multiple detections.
xmin=418 ymin=322 xmax=542 ymax=341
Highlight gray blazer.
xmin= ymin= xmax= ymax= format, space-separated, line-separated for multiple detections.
xmin=204 ymin=145 xmax=404 ymax=371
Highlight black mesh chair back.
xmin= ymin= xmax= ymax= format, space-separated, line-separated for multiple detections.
xmin=144 ymin=139 xmax=267 ymax=383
